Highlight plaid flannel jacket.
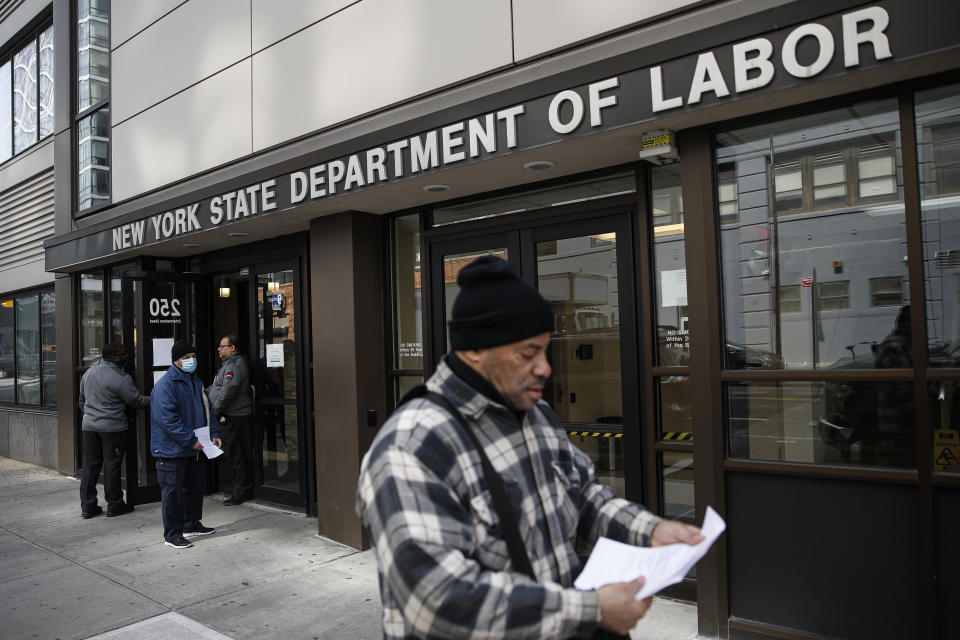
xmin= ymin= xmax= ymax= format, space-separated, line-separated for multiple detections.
xmin=356 ymin=358 xmax=661 ymax=639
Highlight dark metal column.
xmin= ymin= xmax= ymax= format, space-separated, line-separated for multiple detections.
xmin=308 ymin=212 xmax=386 ymax=549
xmin=680 ymin=127 xmax=728 ymax=638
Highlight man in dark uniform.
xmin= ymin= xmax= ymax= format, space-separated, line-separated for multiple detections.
xmin=208 ymin=334 xmax=255 ymax=505
xmin=78 ymin=342 xmax=150 ymax=518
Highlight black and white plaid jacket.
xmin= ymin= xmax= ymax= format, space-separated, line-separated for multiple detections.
xmin=356 ymin=357 xmax=660 ymax=639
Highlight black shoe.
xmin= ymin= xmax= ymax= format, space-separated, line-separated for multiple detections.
xmin=223 ymin=497 xmax=245 ymax=506
xmin=81 ymin=506 xmax=103 ymax=519
xmin=106 ymin=503 xmax=134 ymax=517
xmin=183 ymin=524 xmax=215 ymax=538
xmin=164 ymin=537 xmax=193 ymax=549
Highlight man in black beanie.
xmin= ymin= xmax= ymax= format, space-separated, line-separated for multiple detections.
xmin=150 ymin=341 xmax=220 ymax=548
xmin=357 ymin=256 xmax=703 ymax=639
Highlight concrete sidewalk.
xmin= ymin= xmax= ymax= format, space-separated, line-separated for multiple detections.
xmin=0 ymin=456 xmax=698 ymax=639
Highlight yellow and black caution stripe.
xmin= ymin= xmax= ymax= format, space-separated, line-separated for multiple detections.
xmin=661 ymin=432 xmax=693 ymax=442
xmin=568 ymin=431 xmax=622 ymax=438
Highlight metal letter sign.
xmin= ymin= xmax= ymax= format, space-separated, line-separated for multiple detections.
xmin=148 ymin=297 xmax=182 ymax=325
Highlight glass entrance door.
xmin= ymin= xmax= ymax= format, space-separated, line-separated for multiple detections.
xmin=252 ymin=262 xmax=306 ymax=507
xmin=122 ymin=271 xmax=210 ymax=505
xmin=427 ymin=213 xmax=639 ymax=500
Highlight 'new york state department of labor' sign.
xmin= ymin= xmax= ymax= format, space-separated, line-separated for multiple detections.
xmin=45 ymin=0 xmax=958 ymax=270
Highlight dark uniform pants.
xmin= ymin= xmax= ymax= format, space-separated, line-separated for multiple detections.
xmin=156 ymin=455 xmax=205 ymax=541
xmin=80 ymin=430 xmax=126 ymax=514
xmin=221 ymin=414 xmax=254 ymax=500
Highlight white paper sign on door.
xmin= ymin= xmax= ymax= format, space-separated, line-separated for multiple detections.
xmin=266 ymin=343 xmax=284 ymax=368
xmin=152 ymin=338 xmax=174 ymax=367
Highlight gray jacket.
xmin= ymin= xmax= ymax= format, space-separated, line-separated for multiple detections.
xmin=208 ymin=354 xmax=253 ymax=416
xmin=79 ymin=361 xmax=150 ymax=432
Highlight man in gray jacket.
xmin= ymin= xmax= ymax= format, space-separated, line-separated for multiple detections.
xmin=208 ymin=335 xmax=255 ymax=505
xmin=79 ymin=342 xmax=150 ymax=518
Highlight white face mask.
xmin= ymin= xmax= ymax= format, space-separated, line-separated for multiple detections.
xmin=180 ymin=357 xmax=197 ymax=373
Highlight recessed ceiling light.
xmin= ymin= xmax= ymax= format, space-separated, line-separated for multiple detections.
xmin=423 ymin=184 xmax=451 ymax=193
xmin=182 ymin=243 xmax=201 ymax=249
xmin=228 ymin=232 xmax=248 ymax=238
xmin=523 ymin=160 xmax=555 ymax=171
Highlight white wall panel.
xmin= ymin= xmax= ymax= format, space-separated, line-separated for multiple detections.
xmin=513 ymin=0 xmax=703 ymax=61
xmin=251 ymin=0 xmax=511 ymax=152
xmin=112 ymin=0 xmax=250 ymax=125
xmin=112 ymin=61 xmax=251 ymax=202
xmin=112 ymin=0 xmax=185 ymax=48
xmin=251 ymin=0 xmax=355 ymax=52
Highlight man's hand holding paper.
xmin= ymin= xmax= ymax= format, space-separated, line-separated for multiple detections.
xmin=576 ymin=506 xmax=727 ymax=600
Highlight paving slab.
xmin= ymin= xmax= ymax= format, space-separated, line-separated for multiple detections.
xmin=0 ymin=563 xmax=167 ymax=640
xmin=0 ymin=530 xmax=71 ymax=582
xmin=632 ymin=597 xmax=699 ymax=639
xmin=84 ymin=510 xmax=357 ymax=609
xmin=182 ymin=551 xmax=382 ymax=640
xmin=87 ymin=612 xmax=233 ymax=640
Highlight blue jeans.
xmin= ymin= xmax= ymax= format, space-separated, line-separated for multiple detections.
xmin=156 ymin=455 xmax=204 ymax=541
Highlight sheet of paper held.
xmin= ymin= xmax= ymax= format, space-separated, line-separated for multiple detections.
xmin=574 ymin=506 xmax=726 ymax=600
xmin=193 ymin=426 xmax=224 ymax=459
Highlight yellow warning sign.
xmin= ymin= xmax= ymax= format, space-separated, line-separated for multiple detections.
xmin=934 ymin=429 xmax=959 ymax=471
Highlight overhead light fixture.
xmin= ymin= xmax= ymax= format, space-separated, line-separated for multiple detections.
xmin=228 ymin=232 xmax=248 ymax=238
xmin=523 ymin=160 xmax=555 ymax=171
xmin=183 ymin=243 xmax=201 ymax=249
xmin=218 ymin=287 xmax=231 ymax=298
xmin=423 ymin=184 xmax=450 ymax=193
xmin=267 ymin=281 xmax=280 ymax=293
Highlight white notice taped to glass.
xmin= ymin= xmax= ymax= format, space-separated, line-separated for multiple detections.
xmin=574 ymin=506 xmax=726 ymax=600
xmin=266 ymin=343 xmax=284 ymax=368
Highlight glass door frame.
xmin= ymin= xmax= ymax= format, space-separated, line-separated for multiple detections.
xmin=422 ymin=203 xmax=646 ymax=504
xmin=246 ymin=257 xmax=312 ymax=510
xmin=121 ymin=270 xmax=212 ymax=505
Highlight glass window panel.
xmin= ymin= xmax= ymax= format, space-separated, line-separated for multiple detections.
xmin=77 ymin=107 xmax=110 ymax=211
xmin=916 ymin=83 xmax=960 ymax=368
xmin=393 ymin=214 xmax=422 ymax=371
xmin=652 ymin=164 xmax=689 ymax=367
xmin=80 ymin=271 xmax=104 ymax=367
xmin=13 ymin=40 xmax=37 ymax=154
xmin=0 ymin=298 xmax=13 ymax=402
xmin=812 ymin=153 xmax=847 ymax=207
xmin=41 ymin=291 xmax=55 ymax=407
xmin=77 ymin=0 xmax=110 ymax=111
xmin=434 ymin=172 xmax=635 ymax=226
xmin=538 ymin=234 xmax=624 ymax=497
xmin=0 ymin=60 xmax=11 ymax=163
xmin=15 ymin=295 xmax=40 ymax=405
xmin=658 ymin=375 xmax=692 ymax=439
xmin=396 ymin=375 xmax=424 ymax=406
xmin=38 ymin=25 xmax=53 ymax=138
xmin=661 ymin=451 xmax=695 ymax=523
xmin=816 ymin=280 xmax=850 ymax=311
xmin=727 ymin=381 xmax=915 ymax=468
xmin=778 ymin=285 xmax=802 ymax=314
xmin=870 ymin=276 xmax=903 ymax=308
xmin=717 ymin=99 xmax=906 ymax=370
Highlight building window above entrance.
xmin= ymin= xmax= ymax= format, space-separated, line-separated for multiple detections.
xmin=0 ymin=20 xmax=53 ymax=164
xmin=432 ymin=171 xmax=635 ymax=227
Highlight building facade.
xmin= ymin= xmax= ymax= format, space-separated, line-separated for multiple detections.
xmin=0 ymin=0 xmax=952 ymax=637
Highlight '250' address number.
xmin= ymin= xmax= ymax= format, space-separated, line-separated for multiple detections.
xmin=149 ymin=298 xmax=181 ymax=317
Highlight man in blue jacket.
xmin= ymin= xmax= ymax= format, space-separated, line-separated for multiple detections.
xmin=151 ymin=341 xmax=221 ymax=549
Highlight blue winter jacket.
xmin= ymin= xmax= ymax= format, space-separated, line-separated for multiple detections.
xmin=150 ymin=364 xmax=219 ymax=458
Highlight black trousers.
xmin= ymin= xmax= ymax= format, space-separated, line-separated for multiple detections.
xmin=221 ymin=414 xmax=254 ymax=499
xmin=156 ymin=455 xmax=205 ymax=541
xmin=79 ymin=430 xmax=126 ymax=514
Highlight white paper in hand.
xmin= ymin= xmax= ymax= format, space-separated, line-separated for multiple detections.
xmin=193 ymin=426 xmax=224 ymax=459
xmin=574 ymin=506 xmax=726 ymax=599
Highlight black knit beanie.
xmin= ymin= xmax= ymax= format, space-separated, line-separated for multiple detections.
xmin=170 ymin=341 xmax=195 ymax=362
xmin=448 ymin=256 xmax=554 ymax=350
